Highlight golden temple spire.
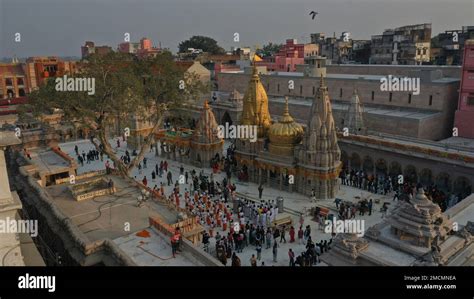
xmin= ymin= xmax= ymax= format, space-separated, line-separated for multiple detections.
xmin=240 ymin=54 xmax=271 ymax=138
xmin=283 ymin=96 xmax=290 ymax=116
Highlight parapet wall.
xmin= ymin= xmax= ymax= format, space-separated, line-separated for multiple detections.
xmin=7 ymin=150 xmax=136 ymax=266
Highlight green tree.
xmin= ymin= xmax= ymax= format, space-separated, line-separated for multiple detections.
xmin=23 ymin=51 xmax=207 ymax=177
xmin=256 ymin=42 xmax=283 ymax=57
xmin=178 ymin=36 xmax=225 ymax=54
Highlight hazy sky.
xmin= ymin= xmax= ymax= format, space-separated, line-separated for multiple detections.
xmin=0 ymin=0 xmax=473 ymax=57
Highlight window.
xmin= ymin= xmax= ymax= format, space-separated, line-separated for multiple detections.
xmin=5 ymin=78 xmax=13 ymax=86
xmin=312 ymin=86 xmax=315 ymax=95
xmin=371 ymin=91 xmax=375 ymax=101
xmin=423 ymin=49 xmax=427 ymax=55
xmin=300 ymin=85 xmax=303 ymax=95
xmin=277 ymin=84 xmax=280 ymax=92
xmin=408 ymin=93 xmax=412 ymax=104
xmin=429 ymin=95 xmax=433 ymax=106
xmin=267 ymin=83 xmax=270 ymax=90
xmin=389 ymin=92 xmax=392 ymax=102
xmin=340 ymin=88 xmax=343 ymax=98
xmin=468 ymin=94 xmax=474 ymax=105
xmin=17 ymin=78 xmax=24 ymax=85
xmin=18 ymin=88 xmax=26 ymax=97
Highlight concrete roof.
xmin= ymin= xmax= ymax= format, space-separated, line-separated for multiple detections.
xmin=0 ymin=131 xmax=21 ymax=147
xmin=31 ymin=150 xmax=70 ymax=175
xmin=113 ymin=228 xmax=205 ymax=266
xmin=220 ymin=69 xmax=460 ymax=83
xmin=44 ymin=175 xmax=178 ymax=242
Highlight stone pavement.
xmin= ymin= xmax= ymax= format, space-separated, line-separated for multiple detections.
xmin=59 ymin=138 xmax=397 ymax=266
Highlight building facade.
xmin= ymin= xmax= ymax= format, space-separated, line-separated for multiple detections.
xmin=217 ymin=60 xmax=460 ymax=141
xmin=431 ymin=26 xmax=474 ymax=65
xmin=454 ymin=39 xmax=474 ymax=138
xmin=0 ymin=57 xmax=77 ymax=99
xmin=371 ymin=23 xmax=432 ymax=65
xmin=255 ymin=39 xmax=319 ymax=72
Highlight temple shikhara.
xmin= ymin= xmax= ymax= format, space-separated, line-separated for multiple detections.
xmin=189 ymin=101 xmax=224 ymax=167
xmin=235 ymin=59 xmax=342 ymax=198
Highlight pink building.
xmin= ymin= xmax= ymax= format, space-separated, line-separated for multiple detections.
xmin=256 ymin=39 xmax=318 ymax=72
xmin=454 ymin=40 xmax=474 ymax=139
xmin=140 ymin=38 xmax=152 ymax=51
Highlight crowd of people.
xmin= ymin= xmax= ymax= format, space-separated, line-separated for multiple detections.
xmin=339 ymin=168 xmax=464 ymax=212
xmin=69 ymin=138 xmax=345 ymax=266
xmin=74 ymin=144 xmax=104 ymax=166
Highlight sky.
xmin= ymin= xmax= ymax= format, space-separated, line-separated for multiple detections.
xmin=0 ymin=0 xmax=473 ymax=58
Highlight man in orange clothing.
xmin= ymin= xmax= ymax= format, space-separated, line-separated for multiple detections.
xmin=175 ymin=193 xmax=180 ymax=208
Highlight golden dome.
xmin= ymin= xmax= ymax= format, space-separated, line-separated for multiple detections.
xmin=269 ymin=97 xmax=303 ymax=147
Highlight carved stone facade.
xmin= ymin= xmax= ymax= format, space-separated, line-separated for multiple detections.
xmin=189 ymin=101 xmax=224 ymax=167
xmin=234 ymin=60 xmax=342 ymax=199
xmin=387 ymin=188 xmax=452 ymax=248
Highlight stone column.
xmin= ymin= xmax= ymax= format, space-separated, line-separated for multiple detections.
xmin=166 ymin=144 xmax=171 ymax=159
xmin=279 ymin=172 xmax=283 ymax=190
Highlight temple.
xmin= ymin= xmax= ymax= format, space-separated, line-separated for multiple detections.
xmin=343 ymin=89 xmax=367 ymax=135
xmin=234 ymin=58 xmax=342 ymax=198
xmin=189 ymin=101 xmax=224 ymax=167
xmin=321 ymin=188 xmax=474 ymax=266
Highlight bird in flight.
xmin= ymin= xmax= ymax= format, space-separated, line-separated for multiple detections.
xmin=309 ymin=11 xmax=318 ymax=20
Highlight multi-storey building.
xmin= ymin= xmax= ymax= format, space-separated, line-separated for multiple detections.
xmin=118 ymin=42 xmax=140 ymax=54
xmin=454 ymin=39 xmax=474 ymax=138
xmin=216 ymin=57 xmax=460 ymax=141
xmin=431 ymin=26 xmax=474 ymax=65
xmin=0 ymin=57 xmax=77 ymax=99
xmin=371 ymin=23 xmax=432 ymax=65
xmin=311 ymin=32 xmax=355 ymax=64
xmin=255 ymin=39 xmax=319 ymax=72
xmin=118 ymin=37 xmax=162 ymax=59
xmin=81 ymin=41 xmax=113 ymax=59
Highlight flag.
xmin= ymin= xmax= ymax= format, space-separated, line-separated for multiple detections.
xmin=253 ymin=54 xmax=262 ymax=62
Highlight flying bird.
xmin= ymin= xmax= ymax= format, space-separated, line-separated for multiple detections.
xmin=309 ymin=11 xmax=318 ymax=20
